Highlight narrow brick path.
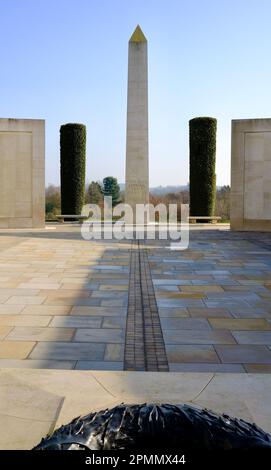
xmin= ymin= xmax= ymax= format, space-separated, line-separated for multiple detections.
xmin=124 ymin=241 xmax=169 ymax=371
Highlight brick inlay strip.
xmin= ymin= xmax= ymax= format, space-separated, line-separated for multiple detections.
xmin=124 ymin=241 xmax=168 ymax=371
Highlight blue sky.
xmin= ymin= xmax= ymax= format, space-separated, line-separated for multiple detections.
xmin=1 ymin=0 xmax=271 ymax=187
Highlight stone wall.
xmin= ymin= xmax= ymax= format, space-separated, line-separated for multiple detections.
xmin=0 ymin=119 xmax=45 ymax=228
xmin=231 ymin=118 xmax=271 ymax=231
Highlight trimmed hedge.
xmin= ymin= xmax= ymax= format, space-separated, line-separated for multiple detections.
xmin=60 ymin=123 xmax=86 ymax=215
xmin=189 ymin=117 xmax=217 ymax=216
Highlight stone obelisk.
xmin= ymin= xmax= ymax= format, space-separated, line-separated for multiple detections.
xmin=125 ymin=25 xmax=149 ymax=217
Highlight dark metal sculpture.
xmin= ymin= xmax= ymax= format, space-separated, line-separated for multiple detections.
xmin=33 ymin=403 xmax=271 ymax=450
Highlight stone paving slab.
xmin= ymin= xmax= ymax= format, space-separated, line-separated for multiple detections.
xmin=74 ymin=328 xmax=125 ymax=343
xmin=0 ymin=315 xmax=52 ymax=326
xmin=163 ymin=329 xmax=236 ymax=344
xmin=70 ymin=306 xmax=126 ymax=316
xmin=188 ymin=307 xmax=232 ymax=317
xmin=0 ymin=341 xmax=35 ymax=359
xmin=169 ymin=363 xmax=245 ymax=372
xmin=215 ymin=345 xmax=271 ymax=363
xmin=1 ymin=368 xmax=271 ymax=449
xmin=158 ymin=308 xmax=189 ymax=317
xmin=232 ymin=330 xmax=271 ymax=344
xmin=22 ymin=305 xmax=72 ymax=316
xmin=0 ymin=359 xmax=76 ymax=369
xmin=209 ymin=318 xmax=271 ymax=330
xmin=49 ymin=316 xmax=102 ymax=328
xmin=6 ymin=326 xmax=75 ymax=342
xmin=29 ymin=342 xmax=106 ymax=361
xmin=0 ymin=326 xmax=12 ymax=339
xmin=166 ymin=344 xmax=219 ymax=363
xmin=160 ymin=318 xmax=211 ymax=330
xmin=75 ymin=361 xmax=123 ymax=371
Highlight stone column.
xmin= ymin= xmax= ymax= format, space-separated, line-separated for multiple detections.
xmin=125 ymin=25 xmax=149 ymax=220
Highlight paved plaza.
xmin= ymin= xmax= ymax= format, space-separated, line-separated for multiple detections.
xmin=1 ymin=224 xmax=271 ymax=449
xmin=0 ymin=225 xmax=271 ymax=372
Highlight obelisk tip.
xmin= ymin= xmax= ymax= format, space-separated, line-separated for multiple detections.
xmin=129 ymin=25 xmax=147 ymax=43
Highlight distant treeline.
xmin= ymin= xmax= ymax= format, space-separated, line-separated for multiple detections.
xmin=45 ymin=182 xmax=230 ymax=222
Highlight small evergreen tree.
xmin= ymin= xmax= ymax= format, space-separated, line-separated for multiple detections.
xmin=45 ymin=185 xmax=61 ymax=219
xmin=102 ymin=176 xmax=120 ymax=207
xmin=86 ymin=181 xmax=103 ymax=205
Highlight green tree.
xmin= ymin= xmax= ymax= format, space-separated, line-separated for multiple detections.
xmin=189 ymin=117 xmax=217 ymax=216
xmin=60 ymin=123 xmax=86 ymax=216
xmin=102 ymin=176 xmax=120 ymax=207
xmin=216 ymin=185 xmax=230 ymax=221
xmin=86 ymin=181 xmax=103 ymax=205
xmin=45 ymin=185 xmax=61 ymax=219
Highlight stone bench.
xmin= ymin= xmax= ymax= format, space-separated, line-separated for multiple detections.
xmin=55 ymin=215 xmax=89 ymax=223
xmin=189 ymin=216 xmax=222 ymax=224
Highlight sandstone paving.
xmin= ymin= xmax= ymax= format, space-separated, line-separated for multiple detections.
xmin=160 ymin=318 xmax=211 ymax=330
xmin=75 ymin=361 xmax=123 ymax=370
xmin=22 ymin=305 xmax=72 ymax=315
xmin=101 ymin=299 xmax=127 ymax=307
xmin=70 ymin=306 xmax=126 ymax=316
xmin=209 ymin=318 xmax=271 ymax=330
xmin=49 ymin=316 xmax=102 ymax=328
xmin=232 ymin=330 xmax=271 ymax=344
xmin=29 ymin=342 xmax=106 ymax=361
xmin=163 ymin=329 xmax=236 ymax=345
xmin=215 ymin=345 xmax=271 ymax=363
xmin=0 ymin=326 xmax=12 ymax=339
xmin=7 ymin=295 xmax=46 ymax=305
xmin=0 ymin=315 xmax=52 ymax=326
xmin=165 ymin=344 xmax=219 ymax=363
xmin=101 ymin=316 xmax=127 ymax=328
xmin=0 ymin=229 xmax=130 ymax=370
xmin=6 ymin=326 xmax=75 ymax=342
xmin=1 ymin=227 xmax=271 ymax=372
xmin=188 ymin=307 xmax=232 ymax=317
xmin=169 ymin=363 xmax=245 ymax=372
xmin=0 ymin=358 xmax=76 ymax=369
xmin=0 ymin=341 xmax=35 ymax=359
xmin=158 ymin=307 xmax=189 ymax=317
xmin=147 ymin=229 xmax=271 ymax=372
xmin=244 ymin=364 xmax=271 ymax=373
xmin=104 ymin=344 xmax=124 ymax=361
xmin=74 ymin=328 xmax=125 ymax=343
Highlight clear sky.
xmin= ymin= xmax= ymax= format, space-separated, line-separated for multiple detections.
xmin=1 ymin=0 xmax=271 ymax=187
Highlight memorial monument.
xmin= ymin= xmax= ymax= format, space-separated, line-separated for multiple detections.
xmin=0 ymin=118 xmax=45 ymax=228
xmin=125 ymin=25 xmax=149 ymax=216
xmin=231 ymin=118 xmax=271 ymax=231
